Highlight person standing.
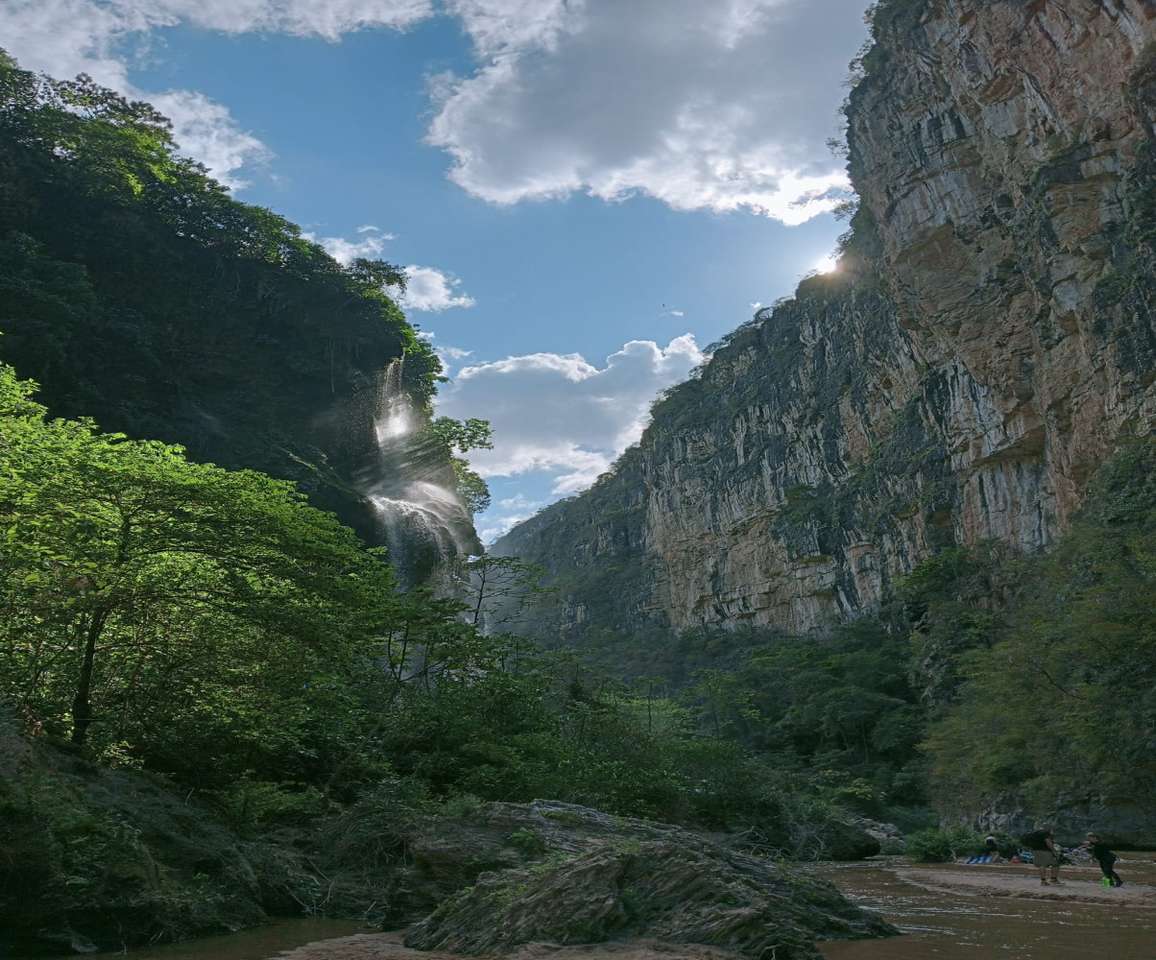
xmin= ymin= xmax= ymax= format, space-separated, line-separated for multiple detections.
xmin=1024 ymin=827 xmax=1061 ymax=885
xmin=1085 ymin=833 xmax=1124 ymax=887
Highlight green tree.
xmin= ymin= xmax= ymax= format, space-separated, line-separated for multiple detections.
xmin=0 ymin=362 xmax=399 ymax=766
xmin=925 ymin=438 xmax=1156 ymax=813
xmin=427 ymin=417 xmax=494 ymax=514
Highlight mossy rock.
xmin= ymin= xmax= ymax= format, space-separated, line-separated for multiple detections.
xmin=405 ymin=839 xmax=895 ymax=960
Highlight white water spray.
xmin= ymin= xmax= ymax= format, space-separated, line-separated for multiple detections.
xmin=366 ymin=358 xmax=475 ymax=583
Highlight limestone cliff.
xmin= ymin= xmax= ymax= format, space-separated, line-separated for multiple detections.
xmin=495 ymin=0 xmax=1156 ymax=641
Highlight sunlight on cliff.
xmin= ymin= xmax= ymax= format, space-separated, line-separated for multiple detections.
xmin=814 ymin=253 xmax=839 ymax=274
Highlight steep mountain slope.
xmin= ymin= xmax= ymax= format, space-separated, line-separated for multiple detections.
xmin=0 ymin=56 xmax=474 ymax=559
xmin=495 ymin=0 xmax=1156 ymax=641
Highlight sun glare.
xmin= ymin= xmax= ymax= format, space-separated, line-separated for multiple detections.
xmin=814 ymin=254 xmax=839 ymax=274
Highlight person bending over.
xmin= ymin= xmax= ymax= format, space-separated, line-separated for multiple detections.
xmin=1085 ymin=833 xmax=1124 ymax=887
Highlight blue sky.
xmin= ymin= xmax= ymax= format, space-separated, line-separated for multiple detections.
xmin=3 ymin=0 xmax=872 ymax=542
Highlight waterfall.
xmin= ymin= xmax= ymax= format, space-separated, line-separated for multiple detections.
xmin=365 ymin=357 xmax=477 ymax=584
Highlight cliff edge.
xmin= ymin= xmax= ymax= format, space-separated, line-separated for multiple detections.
xmin=495 ymin=0 xmax=1156 ymax=640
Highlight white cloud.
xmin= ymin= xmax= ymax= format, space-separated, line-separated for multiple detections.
xmin=0 ymin=0 xmax=433 ymax=186
xmin=407 ymin=331 xmax=473 ymax=374
xmin=427 ymin=0 xmax=870 ymax=222
xmin=401 ymin=266 xmax=477 ymax=312
xmin=357 ymin=224 xmax=382 ymax=233
xmin=304 ymin=226 xmax=395 ymax=264
xmin=145 ymin=90 xmax=271 ymax=189
xmin=474 ymin=492 xmax=545 ymax=544
xmin=498 ymin=493 xmax=541 ymax=511
xmin=437 ymin=334 xmax=703 ymax=496
xmin=439 ymin=345 xmax=474 ymax=360
xmin=143 ymin=0 xmax=434 ymax=40
xmin=476 ymin=512 xmax=534 ymax=545
xmin=669 ymin=309 xmax=685 ymax=318
xmin=435 ymin=342 xmax=474 ymax=376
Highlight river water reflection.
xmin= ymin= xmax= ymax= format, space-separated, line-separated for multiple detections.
xmin=87 ymin=920 xmax=367 ymax=960
xmin=817 ymin=854 xmax=1156 ymax=959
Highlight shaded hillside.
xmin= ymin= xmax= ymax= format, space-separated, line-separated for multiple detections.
xmin=0 ymin=54 xmax=452 ymax=548
xmin=495 ymin=0 xmax=1156 ymax=643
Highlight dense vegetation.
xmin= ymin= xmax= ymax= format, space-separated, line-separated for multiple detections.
xmin=0 ymin=53 xmax=868 ymax=950
xmin=925 ymin=439 xmax=1156 ymax=814
xmin=0 ymin=52 xmax=441 ymax=538
xmin=0 ymin=359 xmax=872 ymax=951
xmin=535 ymin=438 xmax=1156 ymax=835
xmin=2 ymin=27 xmax=1153 ymax=954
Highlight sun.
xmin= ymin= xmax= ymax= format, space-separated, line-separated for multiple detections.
xmin=813 ymin=253 xmax=839 ymax=274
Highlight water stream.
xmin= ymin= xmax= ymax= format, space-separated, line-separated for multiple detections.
xmin=363 ymin=358 xmax=476 ymax=583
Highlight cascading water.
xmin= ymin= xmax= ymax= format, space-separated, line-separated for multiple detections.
xmin=364 ymin=357 xmax=478 ymax=585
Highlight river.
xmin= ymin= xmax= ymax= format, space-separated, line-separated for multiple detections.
xmin=816 ymin=852 xmax=1156 ymax=959
xmin=68 ymin=855 xmax=1156 ymax=960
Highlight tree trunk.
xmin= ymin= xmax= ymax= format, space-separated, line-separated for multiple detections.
xmin=70 ymin=608 xmax=109 ymax=744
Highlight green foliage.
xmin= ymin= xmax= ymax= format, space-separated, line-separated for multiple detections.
xmin=675 ymin=619 xmax=925 ymax=808
xmin=429 ymin=417 xmax=494 ymax=454
xmin=214 ymin=779 xmax=332 ymax=830
xmin=898 ymin=542 xmax=1007 ymax=709
xmin=506 ymin=827 xmax=548 ymax=857
xmin=0 ymin=362 xmax=875 ymax=861
xmin=905 ymin=826 xmax=985 ymax=863
xmin=0 ymin=362 xmax=475 ymax=790
xmin=925 ymin=438 xmax=1156 ymax=813
xmin=426 ymin=417 xmax=494 ymax=514
xmin=0 ymin=729 xmax=285 ymax=951
xmin=0 ymin=53 xmax=440 ymax=534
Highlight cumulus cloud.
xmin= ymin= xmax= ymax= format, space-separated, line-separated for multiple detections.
xmin=143 ymin=0 xmax=434 ymax=40
xmin=428 ymin=0 xmax=871 ymax=223
xmin=437 ymin=334 xmax=703 ymax=497
xmin=418 ymin=334 xmax=473 ymax=375
xmin=302 ymin=231 xmax=476 ymax=316
xmin=0 ymin=0 xmax=432 ymax=186
xmin=305 ymin=226 xmax=396 ymax=264
xmin=401 ymin=266 xmax=477 ymax=312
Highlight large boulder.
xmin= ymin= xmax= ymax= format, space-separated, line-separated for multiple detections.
xmin=405 ymin=838 xmax=893 ymax=960
xmin=395 ymin=802 xmax=894 ymax=959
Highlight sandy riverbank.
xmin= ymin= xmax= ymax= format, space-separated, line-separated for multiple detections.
xmin=274 ymin=933 xmax=740 ymax=960
xmin=892 ymin=858 xmax=1156 ymax=905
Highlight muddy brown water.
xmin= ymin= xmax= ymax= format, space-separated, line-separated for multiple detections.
xmin=48 ymin=920 xmax=367 ymax=960
xmin=52 ymin=854 xmax=1156 ymax=960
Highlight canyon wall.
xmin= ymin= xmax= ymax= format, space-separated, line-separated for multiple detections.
xmin=495 ymin=0 xmax=1156 ymax=642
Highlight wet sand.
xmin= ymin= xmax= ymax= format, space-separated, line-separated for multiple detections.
xmin=816 ymin=853 xmax=1156 ymax=959
xmin=274 ymin=935 xmax=738 ymax=960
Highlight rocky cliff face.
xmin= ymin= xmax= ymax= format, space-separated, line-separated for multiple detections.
xmin=495 ymin=0 xmax=1156 ymax=641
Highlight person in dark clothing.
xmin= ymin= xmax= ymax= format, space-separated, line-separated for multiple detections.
xmin=1023 ymin=827 xmax=1061 ymax=884
xmin=1085 ymin=833 xmax=1124 ymax=887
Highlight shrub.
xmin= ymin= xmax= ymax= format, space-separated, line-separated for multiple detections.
xmin=905 ymin=827 xmax=985 ymax=863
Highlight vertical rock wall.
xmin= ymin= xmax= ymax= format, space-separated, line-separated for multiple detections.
xmin=495 ymin=0 xmax=1156 ymax=641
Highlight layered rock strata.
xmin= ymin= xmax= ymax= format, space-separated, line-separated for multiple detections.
xmin=495 ymin=0 xmax=1156 ymax=640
